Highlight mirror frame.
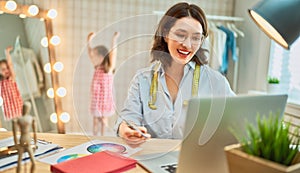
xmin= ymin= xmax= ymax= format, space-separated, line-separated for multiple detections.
xmin=0 ymin=1 xmax=65 ymax=133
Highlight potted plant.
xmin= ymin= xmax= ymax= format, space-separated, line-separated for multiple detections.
xmin=267 ymin=76 xmax=281 ymax=94
xmin=224 ymin=113 xmax=300 ymax=173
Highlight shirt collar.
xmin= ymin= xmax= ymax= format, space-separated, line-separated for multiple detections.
xmin=156 ymin=61 xmax=196 ymax=77
xmin=187 ymin=61 xmax=196 ymax=70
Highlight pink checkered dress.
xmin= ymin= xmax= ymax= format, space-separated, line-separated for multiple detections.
xmin=90 ymin=67 xmax=115 ymax=117
xmin=0 ymin=79 xmax=23 ymax=120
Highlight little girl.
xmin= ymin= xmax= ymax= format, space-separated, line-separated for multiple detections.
xmin=0 ymin=46 xmax=23 ymax=121
xmin=87 ymin=32 xmax=120 ymax=136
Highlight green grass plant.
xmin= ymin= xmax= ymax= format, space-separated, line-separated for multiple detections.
xmin=268 ymin=77 xmax=280 ymax=84
xmin=231 ymin=113 xmax=299 ymax=166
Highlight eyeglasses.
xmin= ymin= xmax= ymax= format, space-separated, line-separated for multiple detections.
xmin=168 ymin=30 xmax=204 ymax=46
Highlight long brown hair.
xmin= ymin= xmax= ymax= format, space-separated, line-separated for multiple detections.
xmin=151 ymin=2 xmax=209 ymax=66
xmin=94 ymin=45 xmax=110 ymax=73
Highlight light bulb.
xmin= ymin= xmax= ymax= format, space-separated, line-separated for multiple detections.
xmin=44 ymin=63 xmax=51 ymax=73
xmin=47 ymin=88 xmax=54 ymax=98
xmin=41 ymin=37 xmax=48 ymax=47
xmin=56 ymin=87 xmax=67 ymax=97
xmin=28 ymin=5 xmax=39 ymax=16
xmin=19 ymin=14 xmax=26 ymax=18
xmin=50 ymin=113 xmax=57 ymax=123
xmin=50 ymin=35 xmax=61 ymax=46
xmin=5 ymin=0 xmax=17 ymax=11
xmin=47 ymin=9 xmax=57 ymax=19
xmin=60 ymin=112 xmax=70 ymax=123
xmin=53 ymin=62 xmax=64 ymax=72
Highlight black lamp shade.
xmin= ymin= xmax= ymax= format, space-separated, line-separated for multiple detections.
xmin=249 ymin=0 xmax=300 ymax=49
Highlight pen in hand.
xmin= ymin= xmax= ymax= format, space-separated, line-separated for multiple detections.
xmin=123 ymin=120 xmax=150 ymax=139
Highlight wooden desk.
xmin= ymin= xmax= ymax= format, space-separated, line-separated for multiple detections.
xmin=0 ymin=132 xmax=181 ymax=173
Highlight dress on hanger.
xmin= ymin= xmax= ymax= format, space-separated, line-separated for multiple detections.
xmin=206 ymin=22 xmax=227 ymax=71
xmin=217 ymin=25 xmax=238 ymax=74
xmin=12 ymin=47 xmax=44 ymax=100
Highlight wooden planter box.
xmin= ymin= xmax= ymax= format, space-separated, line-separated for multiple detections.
xmin=224 ymin=144 xmax=300 ymax=173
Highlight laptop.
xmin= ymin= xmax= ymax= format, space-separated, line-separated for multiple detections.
xmin=136 ymin=94 xmax=288 ymax=173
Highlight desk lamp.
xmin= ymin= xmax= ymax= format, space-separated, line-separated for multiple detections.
xmin=248 ymin=0 xmax=300 ymax=49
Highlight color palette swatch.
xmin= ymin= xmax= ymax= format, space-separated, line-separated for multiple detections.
xmin=39 ymin=140 xmax=141 ymax=165
xmin=57 ymin=154 xmax=88 ymax=163
xmin=87 ymin=143 xmax=126 ymax=154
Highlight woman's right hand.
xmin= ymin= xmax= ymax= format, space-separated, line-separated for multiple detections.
xmin=118 ymin=121 xmax=151 ymax=148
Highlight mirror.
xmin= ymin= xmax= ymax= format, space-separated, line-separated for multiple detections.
xmin=0 ymin=3 xmax=63 ymax=133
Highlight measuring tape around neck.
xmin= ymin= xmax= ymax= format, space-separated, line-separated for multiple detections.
xmin=148 ymin=63 xmax=201 ymax=109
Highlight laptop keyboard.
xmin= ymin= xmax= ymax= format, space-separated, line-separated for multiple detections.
xmin=160 ymin=163 xmax=177 ymax=173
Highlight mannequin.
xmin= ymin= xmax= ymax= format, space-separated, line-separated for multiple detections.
xmin=12 ymin=101 xmax=37 ymax=173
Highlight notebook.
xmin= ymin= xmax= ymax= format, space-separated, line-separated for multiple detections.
xmin=50 ymin=151 xmax=137 ymax=173
xmin=137 ymin=94 xmax=288 ymax=173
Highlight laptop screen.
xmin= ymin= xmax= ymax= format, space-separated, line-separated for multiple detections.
xmin=177 ymin=94 xmax=288 ymax=173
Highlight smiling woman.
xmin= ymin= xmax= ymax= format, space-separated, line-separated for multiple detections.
xmin=115 ymin=2 xmax=235 ymax=146
xmin=0 ymin=2 xmax=64 ymax=133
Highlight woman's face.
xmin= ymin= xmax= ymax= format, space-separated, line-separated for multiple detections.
xmin=165 ymin=17 xmax=204 ymax=65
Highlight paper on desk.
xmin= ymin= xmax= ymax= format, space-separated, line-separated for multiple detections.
xmin=39 ymin=140 xmax=141 ymax=165
xmin=0 ymin=137 xmax=62 ymax=171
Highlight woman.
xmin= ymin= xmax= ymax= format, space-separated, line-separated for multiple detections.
xmin=115 ymin=2 xmax=235 ymax=146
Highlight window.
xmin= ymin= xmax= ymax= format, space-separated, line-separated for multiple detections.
xmin=268 ymin=37 xmax=300 ymax=105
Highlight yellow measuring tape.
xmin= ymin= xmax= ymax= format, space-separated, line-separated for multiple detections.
xmin=148 ymin=63 xmax=201 ymax=109
xmin=148 ymin=62 xmax=160 ymax=110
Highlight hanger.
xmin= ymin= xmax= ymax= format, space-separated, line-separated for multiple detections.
xmin=230 ymin=23 xmax=245 ymax=37
xmin=208 ymin=21 xmax=217 ymax=30
xmin=226 ymin=22 xmax=238 ymax=38
xmin=13 ymin=36 xmax=22 ymax=55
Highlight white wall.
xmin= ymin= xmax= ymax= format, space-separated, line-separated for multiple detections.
xmin=0 ymin=14 xmax=29 ymax=58
xmin=233 ymin=0 xmax=271 ymax=94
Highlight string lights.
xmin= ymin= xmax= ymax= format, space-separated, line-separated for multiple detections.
xmin=28 ymin=4 xmax=39 ymax=16
xmin=4 ymin=0 xmax=17 ymax=11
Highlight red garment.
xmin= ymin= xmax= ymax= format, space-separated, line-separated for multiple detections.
xmin=90 ymin=68 xmax=115 ymax=117
xmin=0 ymin=80 xmax=23 ymax=120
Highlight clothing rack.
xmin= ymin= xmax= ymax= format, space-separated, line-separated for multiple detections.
xmin=206 ymin=15 xmax=244 ymax=22
xmin=206 ymin=15 xmax=243 ymax=92
xmin=153 ymin=11 xmax=244 ymax=22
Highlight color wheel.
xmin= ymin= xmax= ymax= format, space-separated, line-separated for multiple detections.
xmin=57 ymin=154 xmax=88 ymax=163
xmin=87 ymin=143 xmax=126 ymax=153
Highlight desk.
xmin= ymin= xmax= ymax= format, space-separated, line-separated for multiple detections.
xmin=0 ymin=132 xmax=181 ymax=173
